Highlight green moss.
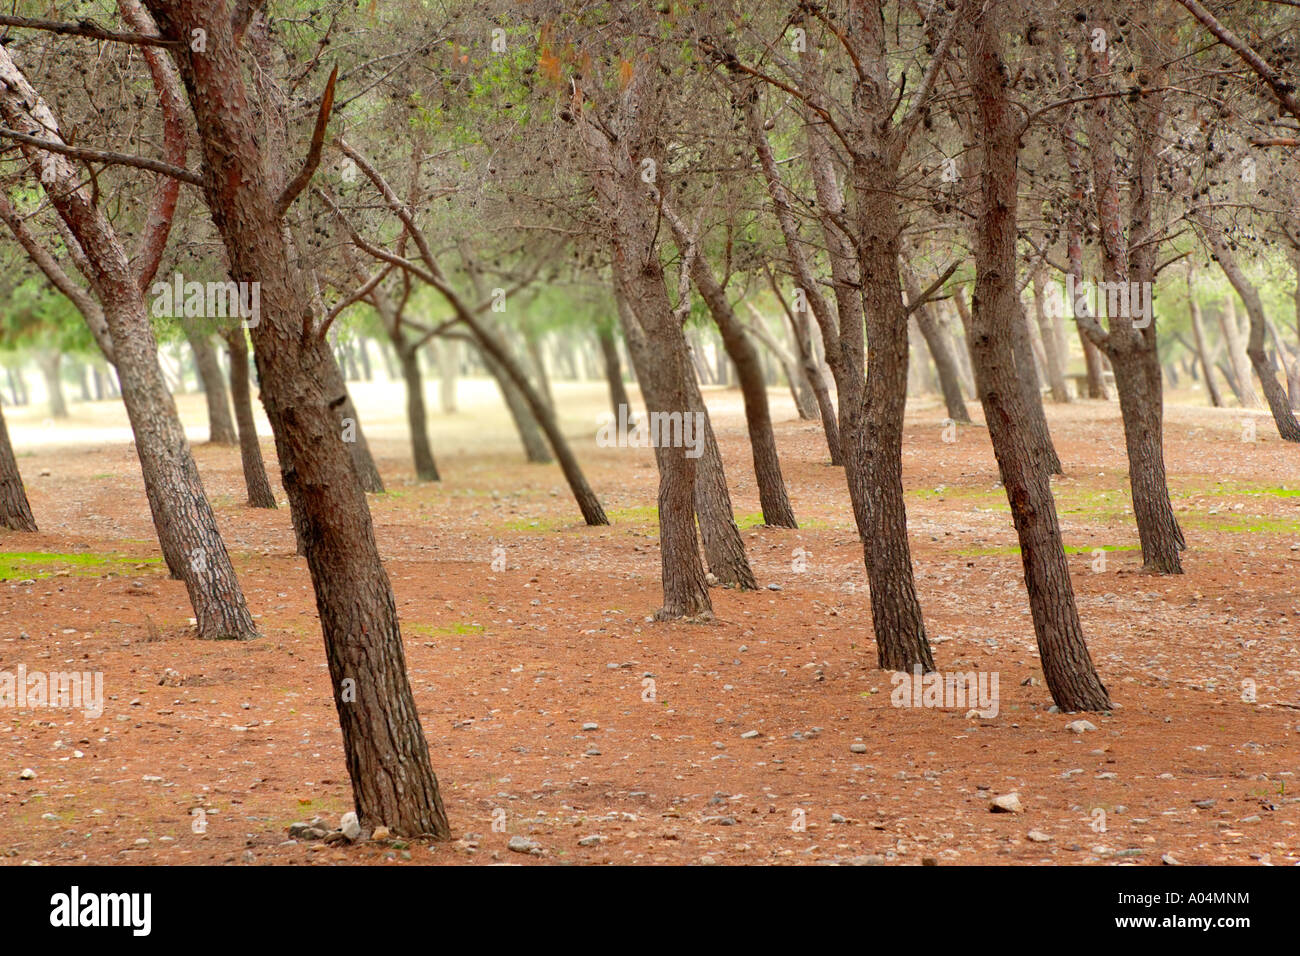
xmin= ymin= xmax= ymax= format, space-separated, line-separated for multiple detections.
xmin=0 ymin=551 xmax=160 ymax=581
xmin=408 ymin=621 xmax=484 ymax=637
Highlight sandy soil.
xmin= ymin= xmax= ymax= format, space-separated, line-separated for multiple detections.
xmin=1 ymin=379 xmax=1297 ymax=865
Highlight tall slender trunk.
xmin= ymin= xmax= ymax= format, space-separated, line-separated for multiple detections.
xmin=968 ymin=4 xmax=1109 ymax=711
xmin=0 ymin=401 xmax=37 ymax=531
xmin=397 ymin=345 xmax=440 ymax=480
xmin=478 ymin=339 xmax=553 ymax=464
xmin=186 ymin=327 xmax=238 ymax=444
xmin=1200 ymin=217 xmax=1300 ymax=440
xmin=36 ymin=351 xmax=67 ymax=419
xmin=147 ymin=0 xmax=448 ymax=836
xmin=904 ymin=266 xmax=971 ymax=422
xmin=741 ymin=302 xmax=819 ymax=420
xmin=1220 ymin=296 xmax=1260 ymax=408
xmin=1189 ymin=292 xmax=1224 ymax=407
xmin=223 ymin=328 xmax=277 ymax=509
xmin=1032 ymin=269 xmax=1070 ymax=402
xmin=597 ymin=325 xmax=636 ymax=423
xmin=437 ymin=339 xmax=459 ymax=414
xmin=613 ymin=263 xmax=712 ymax=619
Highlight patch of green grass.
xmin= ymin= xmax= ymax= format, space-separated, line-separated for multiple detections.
xmin=500 ymin=515 xmax=566 ymax=533
xmin=1184 ymin=515 xmax=1300 ymax=534
xmin=408 ymin=621 xmax=484 ymax=638
xmin=0 ymin=551 xmax=160 ymax=581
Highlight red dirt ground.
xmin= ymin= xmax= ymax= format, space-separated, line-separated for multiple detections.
xmin=1 ymin=383 xmax=1297 ymax=865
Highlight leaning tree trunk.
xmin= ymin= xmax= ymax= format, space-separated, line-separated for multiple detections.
xmin=397 ymin=344 xmax=441 ymax=481
xmin=478 ymin=338 xmax=553 ymax=464
xmin=0 ymin=43 xmax=257 ymax=640
xmin=682 ymin=350 xmax=759 ymax=589
xmin=678 ymin=223 xmax=797 ymax=528
xmin=1012 ymin=298 xmax=1064 ymax=474
xmin=147 ymin=0 xmax=449 ymax=837
xmin=0 ymin=401 xmax=37 ymax=531
xmin=968 ymin=7 xmax=1110 ymax=711
xmin=223 ymin=328 xmax=277 ymax=508
xmin=186 ymin=327 xmax=238 ymax=444
xmin=1220 ymin=296 xmax=1261 ymax=408
xmin=740 ymin=302 xmax=819 ymax=420
xmin=328 ymin=356 xmax=384 ymax=494
xmin=905 ymin=268 xmax=970 ymax=423
xmin=1188 ymin=290 xmax=1224 ymax=407
xmin=1200 ymin=218 xmax=1300 ymax=440
xmin=597 ymin=324 xmax=636 ymax=424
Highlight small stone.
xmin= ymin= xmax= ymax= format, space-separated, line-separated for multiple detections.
xmin=370 ymin=826 xmax=391 ymax=842
xmin=990 ymin=793 xmax=1023 ymax=814
xmin=18 ymin=768 xmax=35 ymax=780
xmin=767 ymin=583 xmax=782 ymax=591
xmin=1193 ymin=799 xmax=1215 ymax=809
xmin=1065 ymin=720 xmax=1098 ymax=733
xmin=850 ymin=743 xmax=868 ymax=754
xmin=340 ymin=811 xmax=361 ymax=842
xmin=1027 ymin=830 xmax=1053 ymax=843
xmin=578 ymin=835 xmax=603 ymax=847
xmin=507 ymin=835 xmax=536 ymax=853
xmin=1161 ymin=853 xmax=1182 ymax=866
xmin=845 ymin=854 xmax=885 ymax=866
xmin=581 ymin=722 xmax=599 ymax=731
xmin=740 ymin=730 xmax=760 ymax=739
xmin=830 ymin=813 xmax=847 ymax=824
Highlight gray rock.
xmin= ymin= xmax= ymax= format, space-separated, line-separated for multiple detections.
xmin=18 ymin=768 xmax=35 ymax=780
xmin=339 ymin=811 xmax=361 ymax=842
xmin=578 ymin=835 xmax=603 ymax=847
xmin=1065 ymin=720 xmax=1098 ymax=733
xmin=830 ymin=813 xmax=847 ymax=824
xmin=1026 ymin=830 xmax=1053 ymax=843
xmin=1161 ymin=853 xmax=1182 ymax=866
xmin=740 ymin=730 xmax=760 ymax=739
xmin=850 ymin=743 xmax=868 ymax=754
xmin=581 ymin=722 xmax=599 ymax=731
xmin=507 ymin=835 xmax=537 ymax=853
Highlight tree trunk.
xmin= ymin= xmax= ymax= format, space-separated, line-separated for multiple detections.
xmin=968 ymin=4 xmax=1110 ymax=711
xmin=437 ymin=338 xmax=459 ymax=414
xmin=904 ymin=266 xmax=971 ymax=422
xmin=741 ymin=302 xmax=819 ymax=420
xmin=1188 ymin=285 xmax=1224 ymax=407
xmin=223 ymin=328 xmax=277 ymax=509
xmin=36 ymin=351 xmax=68 ymax=419
xmin=186 ymin=327 xmax=238 ymax=444
xmin=397 ymin=345 xmax=441 ymax=480
xmin=1032 ymin=269 xmax=1071 ymax=402
xmin=0 ymin=401 xmax=37 ymax=531
xmin=147 ymin=0 xmax=449 ymax=837
xmin=478 ymin=338 xmax=553 ymax=464
xmin=1200 ymin=218 xmax=1300 ymax=440
xmin=613 ymin=262 xmax=712 ymax=619
xmin=597 ymin=324 xmax=636 ymax=424
xmin=665 ymin=206 xmax=797 ymax=528
xmin=1220 ymin=296 xmax=1260 ymax=408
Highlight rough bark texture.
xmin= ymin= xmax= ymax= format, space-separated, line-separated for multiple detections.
xmin=144 ymin=0 xmax=448 ymax=837
xmin=0 ymin=401 xmax=37 ymax=531
xmin=966 ymin=5 xmax=1109 ymax=711
xmin=1079 ymin=20 xmax=1184 ymax=573
xmin=223 ymin=328 xmax=277 ymax=508
xmin=186 ymin=327 xmax=238 ymax=444
xmin=0 ymin=41 xmax=257 ymax=640
xmin=1200 ymin=219 xmax=1300 ymax=440
xmin=660 ymin=199 xmax=797 ymax=529
xmin=479 ymin=340 xmax=553 ymax=464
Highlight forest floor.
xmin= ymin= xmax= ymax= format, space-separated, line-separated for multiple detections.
xmin=2 ymin=379 xmax=1298 ymax=866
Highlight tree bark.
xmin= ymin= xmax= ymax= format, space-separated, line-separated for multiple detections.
xmin=1199 ymin=217 xmax=1300 ymax=440
xmin=1188 ymin=290 xmax=1224 ymax=407
xmin=1032 ymin=268 xmax=1071 ymax=402
xmin=1219 ymin=295 xmax=1260 ymax=408
xmin=597 ymin=324 xmax=636 ymax=423
xmin=186 ymin=327 xmax=238 ymax=444
xmin=904 ymin=265 xmax=971 ymax=422
xmin=0 ymin=401 xmax=37 ymax=531
xmin=966 ymin=3 xmax=1110 ymax=711
xmin=35 ymin=351 xmax=68 ymax=419
xmin=223 ymin=327 xmax=277 ymax=509
xmin=478 ymin=340 xmax=553 ymax=464
xmin=146 ymin=0 xmax=448 ymax=836
xmin=397 ymin=345 xmax=441 ymax=480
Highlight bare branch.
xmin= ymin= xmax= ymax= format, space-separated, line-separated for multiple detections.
xmin=0 ymin=13 xmax=179 ymax=47
xmin=277 ymin=65 xmax=338 ymax=217
xmin=0 ymin=127 xmax=202 ymax=185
